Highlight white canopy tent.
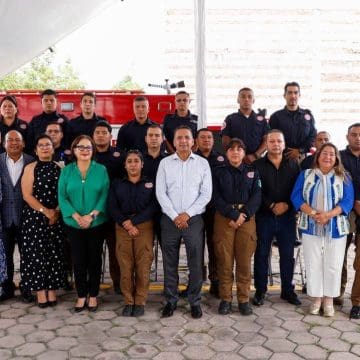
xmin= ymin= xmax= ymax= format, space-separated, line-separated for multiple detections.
xmin=2 ymin=0 xmax=360 ymax=130
xmin=0 ymin=0 xmax=117 ymax=78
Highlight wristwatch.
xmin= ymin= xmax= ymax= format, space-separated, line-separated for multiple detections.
xmin=90 ymin=212 xmax=97 ymax=220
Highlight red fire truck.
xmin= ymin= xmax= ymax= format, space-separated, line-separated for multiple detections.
xmin=1 ymin=89 xmax=223 ymax=148
xmin=2 ymin=90 xmax=175 ymax=127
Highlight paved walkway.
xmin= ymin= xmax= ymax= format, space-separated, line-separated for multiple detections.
xmin=0 ymin=245 xmax=359 ymax=360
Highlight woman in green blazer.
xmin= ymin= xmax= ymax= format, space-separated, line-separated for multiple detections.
xmin=58 ymin=135 xmax=109 ymax=312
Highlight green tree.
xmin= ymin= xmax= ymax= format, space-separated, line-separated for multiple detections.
xmin=0 ymin=51 xmax=86 ymax=90
xmin=112 ymin=75 xmax=142 ymax=91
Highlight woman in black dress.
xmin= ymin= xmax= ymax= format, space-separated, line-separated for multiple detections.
xmin=21 ymin=134 xmax=66 ymax=307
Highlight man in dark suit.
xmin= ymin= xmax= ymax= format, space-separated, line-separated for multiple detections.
xmin=0 ymin=130 xmax=34 ymax=301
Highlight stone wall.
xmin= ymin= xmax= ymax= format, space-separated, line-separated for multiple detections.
xmin=164 ymin=6 xmax=360 ymax=146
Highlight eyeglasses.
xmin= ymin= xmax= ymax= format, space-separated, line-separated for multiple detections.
xmin=176 ymin=98 xmax=189 ymax=103
xmin=75 ymin=145 xmax=93 ymax=152
xmin=37 ymin=143 xmax=52 ymax=149
xmin=46 ymin=130 xmax=61 ymax=134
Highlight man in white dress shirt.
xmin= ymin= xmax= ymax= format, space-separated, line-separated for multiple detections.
xmin=156 ymin=125 xmax=212 ymax=319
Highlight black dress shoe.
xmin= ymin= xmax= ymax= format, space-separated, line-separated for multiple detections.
xmin=47 ymin=300 xmax=57 ymax=307
xmin=238 ymin=302 xmax=253 ymax=316
xmin=22 ymin=293 xmax=35 ymax=303
xmin=132 ymin=305 xmax=145 ymax=317
xmin=190 ymin=305 xmax=202 ymax=319
xmin=74 ymin=299 xmax=87 ymax=313
xmin=281 ymin=291 xmax=301 ymax=306
xmin=218 ymin=300 xmax=232 ymax=315
xmin=122 ymin=304 xmax=134 ymax=317
xmin=350 ymin=306 xmax=360 ymax=319
xmin=161 ymin=302 xmax=177 ymax=318
xmin=333 ymin=296 xmax=344 ymax=306
xmin=252 ymin=291 xmax=265 ymax=306
xmin=88 ymin=304 xmax=98 ymax=312
xmin=209 ymin=281 xmax=219 ymax=298
xmin=38 ymin=302 xmax=48 ymax=309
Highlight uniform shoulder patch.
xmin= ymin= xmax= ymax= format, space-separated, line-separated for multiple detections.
xmin=247 ymin=171 xmax=254 ymax=179
xmin=145 ymin=182 xmax=153 ymax=189
xmin=113 ymin=151 xmax=121 ymax=158
xmin=304 ymin=114 xmax=311 ymax=121
xmin=20 ymin=123 xmax=27 ymax=129
xmin=256 ymin=115 xmax=264 ymax=121
xmin=57 ymin=117 xmax=64 ymax=124
xmin=217 ymin=155 xmax=225 ymax=162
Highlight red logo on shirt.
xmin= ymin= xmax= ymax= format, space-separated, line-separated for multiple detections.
xmin=145 ymin=182 xmax=153 ymax=189
xmin=57 ymin=117 xmax=64 ymax=124
xmin=20 ymin=124 xmax=27 ymax=129
xmin=256 ymin=115 xmax=264 ymax=121
xmin=113 ymin=152 xmax=121 ymax=158
xmin=247 ymin=171 xmax=254 ymax=178
xmin=304 ymin=114 xmax=311 ymax=121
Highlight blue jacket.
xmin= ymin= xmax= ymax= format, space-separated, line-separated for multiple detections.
xmin=291 ymin=170 xmax=354 ymax=238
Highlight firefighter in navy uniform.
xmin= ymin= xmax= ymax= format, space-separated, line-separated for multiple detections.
xmin=142 ymin=124 xmax=167 ymax=258
xmin=67 ymin=92 xmax=107 ymax=148
xmin=108 ymin=150 xmax=158 ymax=317
xmin=116 ymin=96 xmax=157 ymax=154
xmin=269 ymin=82 xmax=316 ymax=162
xmin=195 ymin=128 xmax=226 ymax=297
xmin=93 ymin=121 xmax=125 ymax=294
xmin=213 ymin=138 xmax=261 ymax=316
xmin=0 ymin=95 xmax=28 ymax=150
xmin=93 ymin=121 xmax=126 ymax=181
xmin=45 ymin=122 xmax=71 ymax=165
xmin=142 ymin=124 xmax=167 ymax=181
xmin=163 ymin=91 xmax=198 ymax=154
xmin=221 ymin=87 xmax=269 ymax=163
xmin=26 ymin=89 xmax=69 ymax=153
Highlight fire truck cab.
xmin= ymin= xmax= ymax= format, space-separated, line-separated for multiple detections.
xmin=2 ymin=90 xmax=176 ymax=138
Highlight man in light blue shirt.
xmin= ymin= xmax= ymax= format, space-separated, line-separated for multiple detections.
xmin=156 ymin=125 xmax=212 ymax=319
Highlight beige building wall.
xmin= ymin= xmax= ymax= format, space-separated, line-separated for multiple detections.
xmin=164 ymin=5 xmax=360 ymax=147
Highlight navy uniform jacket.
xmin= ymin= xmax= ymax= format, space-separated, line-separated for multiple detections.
xmin=26 ymin=111 xmax=69 ymax=153
xmin=94 ymin=146 xmax=126 ymax=182
xmin=142 ymin=151 xmax=168 ymax=181
xmin=195 ymin=149 xmax=227 ymax=172
xmin=196 ymin=149 xmax=226 ymax=209
xmin=213 ymin=163 xmax=262 ymax=221
xmin=269 ymin=107 xmax=316 ymax=153
xmin=67 ymin=114 xmax=107 ymax=148
xmin=254 ymin=155 xmax=300 ymax=214
xmin=340 ymin=146 xmax=360 ymax=201
xmin=300 ymin=154 xmax=315 ymax=170
xmin=220 ymin=111 xmax=269 ymax=154
xmin=108 ymin=177 xmax=158 ymax=226
xmin=0 ymin=117 xmax=28 ymax=151
xmin=116 ymin=118 xmax=157 ymax=153
xmin=163 ymin=111 xmax=198 ymax=147
xmin=53 ymin=146 xmax=71 ymax=165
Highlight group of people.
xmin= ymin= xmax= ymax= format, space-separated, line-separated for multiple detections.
xmin=0 ymin=82 xmax=359 ymax=321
